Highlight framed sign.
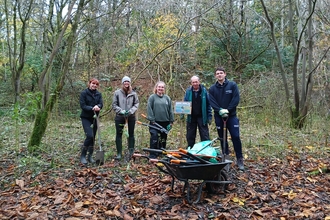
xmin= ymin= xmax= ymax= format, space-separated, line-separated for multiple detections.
xmin=174 ymin=101 xmax=191 ymax=114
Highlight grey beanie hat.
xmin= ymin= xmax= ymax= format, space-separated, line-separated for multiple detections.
xmin=122 ymin=76 xmax=131 ymax=83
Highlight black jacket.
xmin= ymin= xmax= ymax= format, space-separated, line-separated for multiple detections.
xmin=79 ymin=88 xmax=103 ymax=118
xmin=209 ymin=78 xmax=240 ymax=117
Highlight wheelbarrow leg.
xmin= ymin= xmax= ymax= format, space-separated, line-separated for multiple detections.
xmin=185 ymin=181 xmax=206 ymax=204
xmin=170 ymin=176 xmax=175 ymax=191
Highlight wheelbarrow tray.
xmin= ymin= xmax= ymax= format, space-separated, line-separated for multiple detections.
xmin=161 ymin=161 xmax=230 ymax=180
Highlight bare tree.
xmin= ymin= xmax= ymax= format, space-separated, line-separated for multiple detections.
xmin=28 ymin=0 xmax=87 ymax=150
xmin=4 ymin=0 xmax=34 ymax=103
xmin=260 ymin=0 xmax=329 ymax=128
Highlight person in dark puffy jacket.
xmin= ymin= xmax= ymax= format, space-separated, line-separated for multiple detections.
xmin=79 ymin=78 xmax=103 ymax=165
xmin=209 ymin=67 xmax=244 ymax=171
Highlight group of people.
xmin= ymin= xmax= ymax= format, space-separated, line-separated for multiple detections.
xmin=79 ymin=67 xmax=244 ymax=171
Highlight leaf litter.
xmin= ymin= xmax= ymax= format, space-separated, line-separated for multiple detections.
xmin=0 ymin=151 xmax=329 ymax=220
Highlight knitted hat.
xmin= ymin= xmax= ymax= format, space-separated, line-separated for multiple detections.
xmin=121 ymin=76 xmax=131 ymax=83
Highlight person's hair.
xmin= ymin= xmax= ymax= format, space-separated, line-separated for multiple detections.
xmin=153 ymin=81 xmax=166 ymax=94
xmin=89 ymin=78 xmax=99 ymax=86
xmin=215 ymin=67 xmax=226 ymax=73
xmin=190 ymin=75 xmax=200 ymax=82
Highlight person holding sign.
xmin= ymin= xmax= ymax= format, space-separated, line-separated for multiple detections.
xmin=182 ymin=76 xmax=212 ymax=148
xmin=147 ymin=81 xmax=174 ymax=158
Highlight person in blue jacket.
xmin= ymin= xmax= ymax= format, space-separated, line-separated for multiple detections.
xmin=182 ymin=76 xmax=212 ymax=148
xmin=79 ymin=78 xmax=103 ymax=165
xmin=209 ymin=67 xmax=244 ymax=171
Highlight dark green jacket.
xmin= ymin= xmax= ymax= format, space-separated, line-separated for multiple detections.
xmin=184 ymin=84 xmax=212 ymax=125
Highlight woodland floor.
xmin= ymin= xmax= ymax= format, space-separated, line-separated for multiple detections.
xmin=0 ymin=147 xmax=329 ymax=220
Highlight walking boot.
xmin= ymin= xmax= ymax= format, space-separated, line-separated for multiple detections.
xmin=237 ymin=157 xmax=245 ymax=171
xmin=87 ymin=146 xmax=95 ymax=163
xmin=80 ymin=146 xmax=88 ymax=165
xmin=115 ymin=139 xmax=122 ymax=160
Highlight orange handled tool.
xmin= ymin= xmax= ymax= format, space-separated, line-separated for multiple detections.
xmin=179 ymin=148 xmax=211 ymax=164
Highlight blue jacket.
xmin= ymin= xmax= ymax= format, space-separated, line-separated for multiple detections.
xmin=184 ymin=84 xmax=212 ymax=125
xmin=209 ymin=79 xmax=240 ymax=117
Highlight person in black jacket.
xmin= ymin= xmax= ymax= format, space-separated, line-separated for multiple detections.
xmin=209 ymin=67 xmax=244 ymax=171
xmin=79 ymin=78 xmax=103 ymax=165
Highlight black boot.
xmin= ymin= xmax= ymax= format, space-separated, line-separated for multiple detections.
xmin=87 ymin=146 xmax=95 ymax=163
xmin=128 ymin=137 xmax=135 ymax=158
xmin=115 ymin=139 xmax=122 ymax=160
xmin=80 ymin=146 xmax=88 ymax=165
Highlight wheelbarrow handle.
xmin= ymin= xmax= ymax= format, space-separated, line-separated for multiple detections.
xmin=142 ymin=148 xmax=183 ymax=160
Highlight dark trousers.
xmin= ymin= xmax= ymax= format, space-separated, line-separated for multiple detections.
xmin=215 ymin=115 xmax=243 ymax=160
xmin=186 ymin=117 xmax=210 ymax=148
xmin=149 ymin=121 xmax=169 ymax=157
xmin=115 ymin=115 xmax=136 ymax=145
xmin=81 ymin=117 xmax=97 ymax=147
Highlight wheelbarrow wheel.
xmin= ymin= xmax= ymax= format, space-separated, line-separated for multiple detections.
xmin=206 ymin=170 xmax=228 ymax=194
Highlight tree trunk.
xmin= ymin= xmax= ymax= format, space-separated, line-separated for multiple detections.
xmin=28 ymin=0 xmax=86 ymax=151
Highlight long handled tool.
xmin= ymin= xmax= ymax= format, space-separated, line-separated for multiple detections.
xmin=222 ymin=116 xmax=229 ymax=163
xmin=95 ymin=113 xmax=105 ymax=165
xmin=140 ymin=114 xmax=169 ymax=134
xmin=136 ymin=121 xmax=168 ymax=133
xmin=124 ymin=116 xmax=129 ymax=137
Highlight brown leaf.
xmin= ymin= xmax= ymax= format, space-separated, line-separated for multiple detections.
xmin=150 ymin=195 xmax=163 ymax=204
xmin=15 ymin=179 xmax=24 ymax=189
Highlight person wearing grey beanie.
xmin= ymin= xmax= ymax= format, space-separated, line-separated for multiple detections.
xmin=112 ymin=76 xmax=139 ymax=160
xmin=121 ymin=76 xmax=131 ymax=84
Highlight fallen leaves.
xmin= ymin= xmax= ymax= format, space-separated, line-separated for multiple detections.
xmin=0 ymin=153 xmax=329 ymax=219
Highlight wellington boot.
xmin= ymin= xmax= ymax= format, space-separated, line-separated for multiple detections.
xmin=115 ymin=154 xmax=122 ymax=160
xmin=80 ymin=146 xmax=88 ymax=165
xmin=87 ymin=146 xmax=95 ymax=163
xmin=128 ymin=137 xmax=135 ymax=158
xmin=115 ymin=139 xmax=122 ymax=160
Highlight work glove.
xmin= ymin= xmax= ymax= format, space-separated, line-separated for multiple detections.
xmin=125 ymin=110 xmax=130 ymax=116
xmin=166 ymin=124 xmax=172 ymax=131
xmin=180 ymin=114 xmax=184 ymax=120
xmin=219 ymin=108 xmax=229 ymax=118
xmin=119 ymin=110 xmax=126 ymax=115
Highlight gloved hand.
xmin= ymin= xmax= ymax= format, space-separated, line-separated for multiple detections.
xmin=119 ymin=110 xmax=126 ymax=115
xmin=125 ymin=110 xmax=130 ymax=116
xmin=208 ymin=119 xmax=212 ymax=125
xmin=180 ymin=114 xmax=184 ymax=120
xmin=166 ymin=124 xmax=172 ymax=131
xmin=219 ymin=108 xmax=229 ymax=118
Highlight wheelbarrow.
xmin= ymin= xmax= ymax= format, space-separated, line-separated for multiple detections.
xmin=133 ymin=147 xmax=232 ymax=204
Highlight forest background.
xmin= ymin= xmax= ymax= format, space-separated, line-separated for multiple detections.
xmin=0 ymin=0 xmax=330 ymax=219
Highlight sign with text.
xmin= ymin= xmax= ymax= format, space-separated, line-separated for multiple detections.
xmin=174 ymin=101 xmax=191 ymax=114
